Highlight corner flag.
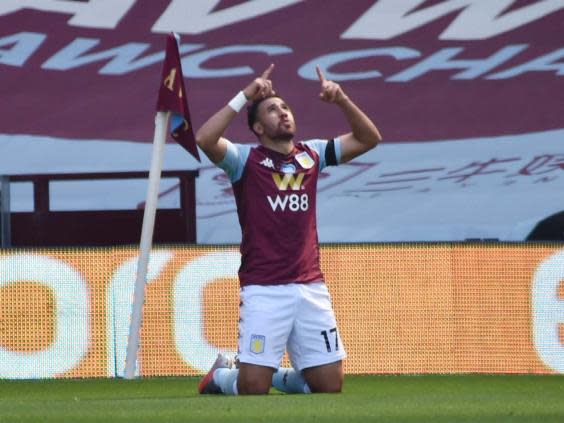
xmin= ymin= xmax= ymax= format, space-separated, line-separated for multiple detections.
xmin=156 ymin=33 xmax=200 ymax=162
xmin=124 ymin=33 xmax=199 ymax=380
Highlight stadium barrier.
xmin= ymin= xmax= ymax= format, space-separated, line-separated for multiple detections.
xmin=1 ymin=171 xmax=198 ymax=248
xmin=0 ymin=243 xmax=563 ymax=379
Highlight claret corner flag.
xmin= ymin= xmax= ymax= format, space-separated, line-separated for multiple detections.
xmin=125 ymin=32 xmax=200 ymax=380
xmin=156 ymin=32 xmax=200 ymax=162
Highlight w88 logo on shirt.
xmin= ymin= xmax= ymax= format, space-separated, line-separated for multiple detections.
xmin=267 ymin=172 xmax=309 ymax=212
xmin=267 ymin=193 xmax=309 ymax=212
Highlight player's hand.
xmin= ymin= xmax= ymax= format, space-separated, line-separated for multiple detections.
xmin=316 ymin=65 xmax=347 ymax=105
xmin=243 ymin=64 xmax=276 ymax=101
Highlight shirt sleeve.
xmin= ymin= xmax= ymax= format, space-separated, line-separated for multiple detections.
xmin=302 ymin=138 xmax=343 ymax=171
xmin=217 ymin=140 xmax=251 ymax=183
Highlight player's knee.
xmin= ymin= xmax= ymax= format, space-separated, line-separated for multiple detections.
xmin=310 ymin=378 xmax=343 ymax=393
xmin=237 ymin=378 xmax=271 ymax=395
xmin=237 ymin=371 xmax=271 ymax=395
xmin=307 ymin=367 xmax=344 ymax=393
xmin=237 ymin=364 xmax=274 ymax=395
xmin=325 ymin=379 xmax=343 ymax=393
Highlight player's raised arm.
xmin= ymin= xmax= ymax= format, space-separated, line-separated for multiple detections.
xmin=316 ymin=65 xmax=382 ymax=163
xmin=195 ymin=64 xmax=276 ymax=164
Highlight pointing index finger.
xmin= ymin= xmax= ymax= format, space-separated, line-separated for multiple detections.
xmin=316 ymin=65 xmax=326 ymax=83
xmin=261 ymin=63 xmax=275 ymax=80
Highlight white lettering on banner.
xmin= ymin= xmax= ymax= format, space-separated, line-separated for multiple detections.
xmin=488 ymin=48 xmax=564 ymax=79
xmin=1 ymin=31 xmax=562 ymax=81
xmin=342 ymin=0 xmax=564 ymax=40
xmin=106 ymin=251 xmax=173 ymax=377
xmin=532 ymin=250 xmax=564 ymax=373
xmin=300 ymin=45 xmax=564 ymax=82
xmin=173 ymin=251 xmax=239 ymax=373
xmin=180 ymin=45 xmax=293 ymax=78
xmin=42 ymin=38 xmax=203 ymax=74
xmin=388 ymin=44 xmax=528 ymax=82
xmin=1 ymin=0 xmax=561 ymax=41
xmin=299 ymin=47 xmax=421 ymax=81
xmin=0 ymin=32 xmax=46 ymax=67
xmin=33 ymin=34 xmax=290 ymax=77
xmin=153 ymin=0 xmax=303 ymax=35
xmin=0 ymin=255 xmax=89 ymax=379
xmin=0 ymin=0 xmax=135 ymax=29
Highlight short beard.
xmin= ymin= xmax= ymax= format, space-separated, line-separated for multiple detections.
xmin=272 ymin=131 xmax=294 ymax=142
xmin=267 ymin=124 xmax=295 ymax=142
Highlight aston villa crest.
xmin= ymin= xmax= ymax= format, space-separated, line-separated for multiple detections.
xmin=295 ymin=152 xmax=314 ymax=169
xmin=250 ymin=334 xmax=265 ymax=354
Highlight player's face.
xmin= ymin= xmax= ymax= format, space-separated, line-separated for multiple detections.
xmin=255 ymin=97 xmax=296 ymax=141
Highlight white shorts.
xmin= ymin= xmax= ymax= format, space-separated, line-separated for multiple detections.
xmin=237 ymin=282 xmax=346 ymax=371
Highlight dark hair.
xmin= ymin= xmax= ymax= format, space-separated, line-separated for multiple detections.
xmin=246 ymin=94 xmax=282 ymax=137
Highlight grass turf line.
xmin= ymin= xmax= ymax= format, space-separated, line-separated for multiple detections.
xmin=0 ymin=375 xmax=563 ymax=423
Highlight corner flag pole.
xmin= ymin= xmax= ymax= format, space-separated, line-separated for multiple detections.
xmin=123 ymin=33 xmax=200 ymax=380
xmin=124 ymin=111 xmax=169 ymax=380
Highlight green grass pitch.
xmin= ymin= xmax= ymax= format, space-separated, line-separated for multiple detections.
xmin=1 ymin=375 xmax=563 ymax=422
